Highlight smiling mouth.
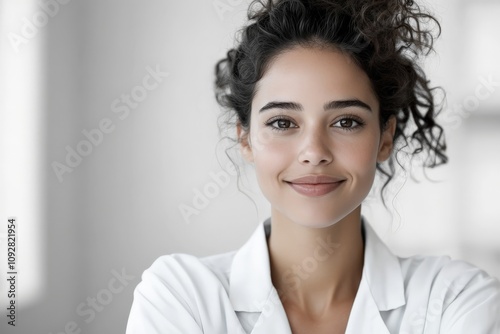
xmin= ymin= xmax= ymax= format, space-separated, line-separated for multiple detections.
xmin=285 ymin=180 xmax=344 ymax=197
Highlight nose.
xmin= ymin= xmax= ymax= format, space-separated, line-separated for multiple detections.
xmin=297 ymin=129 xmax=333 ymax=166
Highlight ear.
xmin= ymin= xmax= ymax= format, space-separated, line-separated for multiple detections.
xmin=236 ymin=122 xmax=254 ymax=163
xmin=377 ymin=116 xmax=397 ymax=162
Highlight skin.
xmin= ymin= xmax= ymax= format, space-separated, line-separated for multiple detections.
xmin=237 ymin=46 xmax=396 ymax=333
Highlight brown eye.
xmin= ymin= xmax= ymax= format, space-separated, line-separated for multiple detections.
xmin=339 ymin=119 xmax=354 ymax=128
xmin=277 ymin=119 xmax=291 ymax=128
xmin=265 ymin=117 xmax=298 ymax=132
xmin=333 ymin=117 xmax=365 ymax=131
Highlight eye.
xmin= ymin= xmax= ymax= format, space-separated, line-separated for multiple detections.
xmin=275 ymin=119 xmax=293 ymax=128
xmin=339 ymin=119 xmax=355 ymax=128
xmin=333 ymin=116 xmax=365 ymax=131
xmin=265 ymin=117 xmax=298 ymax=132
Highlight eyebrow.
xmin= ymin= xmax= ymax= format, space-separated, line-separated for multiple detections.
xmin=258 ymin=99 xmax=372 ymax=113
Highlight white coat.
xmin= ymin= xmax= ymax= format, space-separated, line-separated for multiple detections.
xmin=126 ymin=218 xmax=500 ymax=333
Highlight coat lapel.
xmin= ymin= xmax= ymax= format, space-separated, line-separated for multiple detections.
xmin=345 ymin=278 xmax=392 ymax=334
xmin=249 ymin=288 xmax=292 ymax=334
xmin=344 ymin=221 xmax=406 ymax=333
xmin=229 ymin=218 xmax=293 ymax=333
xmin=228 ymin=218 xmax=406 ymax=334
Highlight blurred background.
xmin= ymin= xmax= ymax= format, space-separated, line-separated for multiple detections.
xmin=0 ymin=0 xmax=499 ymax=333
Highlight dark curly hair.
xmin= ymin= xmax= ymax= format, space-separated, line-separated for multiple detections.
xmin=214 ymin=0 xmax=448 ymax=198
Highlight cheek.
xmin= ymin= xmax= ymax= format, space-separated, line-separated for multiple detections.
xmin=251 ymin=130 xmax=292 ymax=176
xmin=339 ymin=132 xmax=380 ymax=178
xmin=354 ymin=142 xmax=379 ymax=167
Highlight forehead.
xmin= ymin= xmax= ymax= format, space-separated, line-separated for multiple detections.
xmin=252 ymin=46 xmax=379 ymax=112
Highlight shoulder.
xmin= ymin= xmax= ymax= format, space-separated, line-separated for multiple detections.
xmin=139 ymin=250 xmax=237 ymax=298
xmin=398 ymin=254 xmax=500 ymax=296
xmin=149 ymin=250 xmax=237 ymax=279
xmin=398 ymin=254 xmax=500 ymax=332
xmin=126 ymin=251 xmax=238 ymax=334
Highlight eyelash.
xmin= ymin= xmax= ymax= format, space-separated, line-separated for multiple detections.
xmin=264 ymin=114 xmax=366 ymax=133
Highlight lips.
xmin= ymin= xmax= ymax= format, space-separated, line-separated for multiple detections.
xmin=285 ymin=175 xmax=345 ymax=197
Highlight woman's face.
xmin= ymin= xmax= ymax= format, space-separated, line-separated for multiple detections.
xmin=238 ymin=46 xmax=395 ymax=228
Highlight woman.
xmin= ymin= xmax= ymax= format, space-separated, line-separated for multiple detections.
xmin=126 ymin=0 xmax=500 ymax=333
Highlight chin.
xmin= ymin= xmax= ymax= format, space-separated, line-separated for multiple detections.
xmin=295 ymin=200 xmax=364 ymax=226
xmin=288 ymin=210 xmax=353 ymax=229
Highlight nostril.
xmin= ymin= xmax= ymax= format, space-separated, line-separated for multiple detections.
xmin=301 ymin=158 xmax=331 ymax=165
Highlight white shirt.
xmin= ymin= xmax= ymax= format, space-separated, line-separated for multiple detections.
xmin=126 ymin=218 xmax=500 ymax=333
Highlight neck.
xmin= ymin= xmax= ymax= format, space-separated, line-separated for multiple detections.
xmin=267 ymin=207 xmax=365 ymax=317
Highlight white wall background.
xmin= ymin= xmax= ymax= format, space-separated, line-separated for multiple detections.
xmin=0 ymin=0 xmax=499 ymax=333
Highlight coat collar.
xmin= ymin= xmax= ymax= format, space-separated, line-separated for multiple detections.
xmin=229 ymin=217 xmax=406 ymax=332
xmin=229 ymin=217 xmax=274 ymax=312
